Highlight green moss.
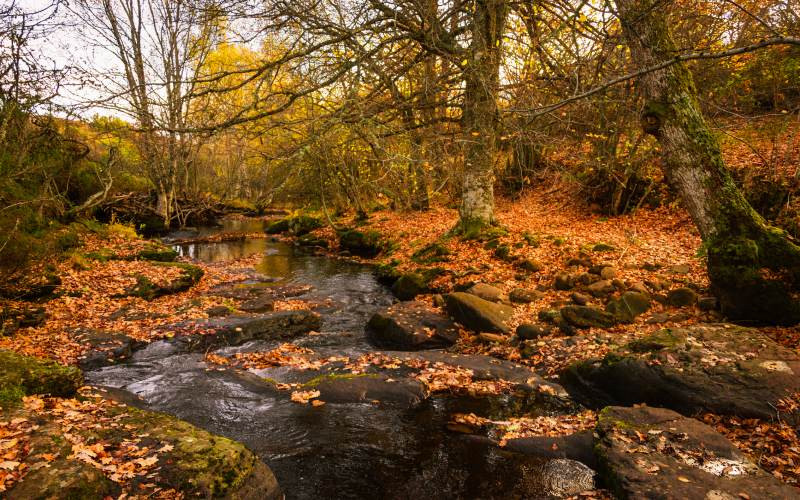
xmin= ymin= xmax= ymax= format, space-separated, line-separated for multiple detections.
xmin=0 ymin=350 xmax=83 ymax=405
xmin=121 ymin=262 xmax=203 ymax=300
xmin=338 ymin=229 xmax=384 ymax=257
xmin=56 ymin=230 xmax=80 ymax=251
xmin=84 ymin=248 xmax=118 ymax=261
xmin=451 ymin=218 xmax=507 ymax=241
xmin=493 ymin=244 xmax=512 ymax=260
xmin=522 ymin=232 xmax=540 ymax=247
xmin=592 ymin=243 xmax=615 ymax=252
xmin=135 ymin=244 xmax=178 ymax=262
xmin=411 ymin=242 xmax=451 ymax=264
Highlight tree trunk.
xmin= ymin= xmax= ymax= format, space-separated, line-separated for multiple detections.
xmin=456 ymin=0 xmax=507 ymax=234
xmin=615 ymin=0 xmax=800 ymax=324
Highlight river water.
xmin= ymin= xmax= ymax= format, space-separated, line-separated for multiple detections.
xmin=87 ymin=218 xmax=580 ymax=499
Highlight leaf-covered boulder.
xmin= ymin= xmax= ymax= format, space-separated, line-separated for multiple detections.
xmin=594 ymin=406 xmax=798 ymax=499
xmin=120 ymin=262 xmax=204 ymax=300
xmin=366 ymin=301 xmax=460 ymax=349
xmin=6 ymin=399 xmax=281 ymax=499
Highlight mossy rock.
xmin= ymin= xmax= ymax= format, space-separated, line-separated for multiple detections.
xmin=121 ymin=262 xmax=203 ymax=300
xmin=6 ymin=401 xmax=281 ymax=499
xmin=265 ymin=218 xmax=291 ymax=234
xmin=411 ymin=242 xmax=451 ymax=264
xmin=592 ymin=243 xmax=615 ymax=252
xmin=0 ymin=350 xmax=82 ymax=406
xmin=338 ymin=229 xmax=384 ymax=258
xmin=493 ymin=244 xmax=512 ymax=261
xmin=391 ymin=272 xmax=429 ymax=300
xmin=134 ymin=244 xmax=179 ymax=262
xmin=84 ymin=248 xmax=118 ymax=262
xmin=521 ymin=232 xmax=540 ymax=247
xmin=562 ymin=324 xmax=800 ymax=420
xmin=295 ymin=234 xmax=329 ymax=248
xmin=560 ymin=305 xmax=617 ymax=329
xmin=374 ymin=262 xmax=401 ymax=286
xmin=266 ymin=214 xmax=322 ymax=236
xmin=605 ymin=291 xmax=651 ymax=323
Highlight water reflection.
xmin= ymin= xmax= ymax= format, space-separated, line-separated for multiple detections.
xmin=174 ymin=238 xmax=270 ymax=261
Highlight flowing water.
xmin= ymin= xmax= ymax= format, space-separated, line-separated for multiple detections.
xmin=87 ymin=218 xmax=577 ymax=499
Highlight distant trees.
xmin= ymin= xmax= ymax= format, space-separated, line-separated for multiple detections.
xmin=72 ymin=0 xmax=225 ymax=226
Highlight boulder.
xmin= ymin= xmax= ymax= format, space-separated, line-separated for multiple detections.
xmin=667 ymin=287 xmax=698 ymax=307
xmin=366 ymin=301 xmax=460 ymax=349
xmin=466 ymin=283 xmax=508 ymax=304
xmin=135 ymin=244 xmax=178 ymax=262
xmin=0 ymin=350 xmax=83 ymax=404
xmin=205 ymin=305 xmax=232 ymax=317
xmin=586 ymin=280 xmax=615 ymax=297
xmin=304 ymin=373 xmax=427 ymax=407
xmin=239 ymin=295 xmax=275 ymax=313
xmin=628 ymin=282 xmax=650 ymax=296
xmin=669 ymin=263 xmax=691 ymax=274
xmin=594 ymin=406 xmax=797 ymax=499
xmin=509 ymin=288 xmax=544 ymax=304
xmin=504 ymin=431 xmax=595 ymax=468
xmin=605 ymin=291 xmax=651 ymax=323
xmin=560 ymin=305 xmax=616 ymax=329
xmin=516 ymin=323 xmax=550 ymax=340
xmin=71 ymin=329 xmax=142 ymax=370
xmin=338 ymin=229 xmax=384 ymax=257
xmin=554 ymin=272 xmax=575 ymax=291
xmin=119 ymin=262 xmax=204 ymax=300
xmin=570 ymin=292 xmax=590 ymax=306
xmin=515 ymin=258 xmax=543 ymax=273
xmin=170 ymin=310 xmax=321 ymax=352
xmin=266 ymin=214 xmax=322 ymax=236
xmin=563 ymin=324 xmax=800 ymax=420
xmin=698 ymin=296 xmax=719 ymax=311
xmin=391 ymin=272 xmax=429 ymax=300
xmin=445 ymin=292 xmax=513 ymax=334
xmin=6 ymin=400 xmax=281 ymax=499
xmin=599 ymin=266 xmax=617 ymax=280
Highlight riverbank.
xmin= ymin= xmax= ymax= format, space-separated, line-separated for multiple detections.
xmin=2 ymin=197 xmax=799 ymax=497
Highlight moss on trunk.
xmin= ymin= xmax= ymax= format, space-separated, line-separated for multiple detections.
xmin=615 ymin=0 xmax=800 ymax=325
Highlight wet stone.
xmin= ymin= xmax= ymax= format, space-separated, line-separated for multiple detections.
xmin=595 ymin=406 xmax=797 ymax=499
xmin=366 ymin=301 xmax=459 ymax=350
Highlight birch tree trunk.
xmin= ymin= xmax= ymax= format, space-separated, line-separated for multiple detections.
xmin=456 ymin=0 xmax=507 ymax=234
xmin=615 ymin=0 xmax=800 ymax=324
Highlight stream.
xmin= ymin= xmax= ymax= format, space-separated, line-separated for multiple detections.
xmin=86 ymin=218 xmax=584 ymax=499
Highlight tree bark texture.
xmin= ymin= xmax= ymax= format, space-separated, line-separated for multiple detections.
xmin=615 ymin=0 xmax=800 ymax=324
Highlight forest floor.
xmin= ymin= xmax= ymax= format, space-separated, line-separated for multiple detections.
xmin=1 ymin=182 xmax=799 ymax=496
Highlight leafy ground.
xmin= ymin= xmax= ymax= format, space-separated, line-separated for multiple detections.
xmin=1 ymin=184 xmax=799 ymax=495
xmin=306 ymin=187 xmax=800 ymax=489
